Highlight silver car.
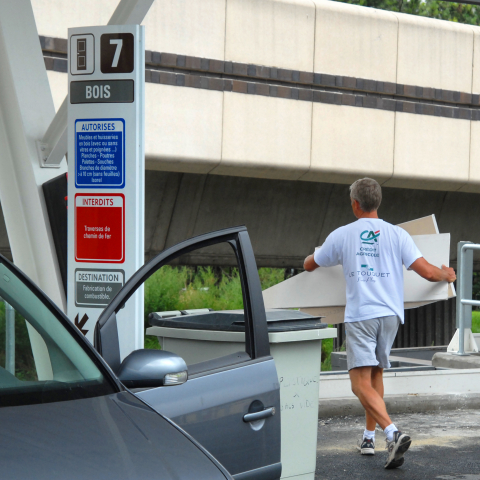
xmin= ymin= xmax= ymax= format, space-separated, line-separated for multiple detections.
xmin=0 ymin=227 xmax=281 ymax=479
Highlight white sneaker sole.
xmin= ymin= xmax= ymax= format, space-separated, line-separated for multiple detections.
xmin=356 ymin=444 xmax=375 ymax=455
xmin=384 ymin=434 xmax=411 ymax=469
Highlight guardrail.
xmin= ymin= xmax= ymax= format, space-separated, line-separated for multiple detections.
xmin=457 ymin=243 xmax=480 ymax=355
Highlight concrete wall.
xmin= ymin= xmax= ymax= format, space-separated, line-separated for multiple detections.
xmin=36 ymin=0 xmax=480 ymax=193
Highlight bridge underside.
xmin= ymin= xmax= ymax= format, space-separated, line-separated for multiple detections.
xmin=2 ymin=171 xmax=479 ymax=269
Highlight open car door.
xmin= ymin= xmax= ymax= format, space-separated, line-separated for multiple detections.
xmin=94 ymin=227 xmax=281 ymax=480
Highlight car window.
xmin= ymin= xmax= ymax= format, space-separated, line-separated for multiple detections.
xmin=144 ymin=242 xmax=250 ymax=371
xmin=0 ymin=261 xmax=117 ymax=407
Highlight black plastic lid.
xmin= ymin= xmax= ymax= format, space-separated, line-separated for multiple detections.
xmin=148 ymin=309 xmax=327 ymax=332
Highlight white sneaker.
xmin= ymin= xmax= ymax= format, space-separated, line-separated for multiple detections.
xmin=356 ymin=437 xmax=375 ymax=455
xmin=384 ymin=431 xmax=411 ymax=469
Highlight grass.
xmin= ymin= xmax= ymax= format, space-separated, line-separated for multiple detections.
xmin=321 ymin=337 xmax=333 ymax=371
xmin=472 ymin=311 xmax=480 ymax=333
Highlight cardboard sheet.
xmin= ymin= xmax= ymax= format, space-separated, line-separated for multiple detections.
xmin=262 ymin=215 xmax=454 ymax=324
xmin=397 ymin=215 xmax=439 ymax=236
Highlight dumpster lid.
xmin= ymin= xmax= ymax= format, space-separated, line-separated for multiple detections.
xmin=148 ymin=309 xmax=327 ymax=332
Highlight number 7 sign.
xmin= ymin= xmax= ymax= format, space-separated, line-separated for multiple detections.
xmin=100 ymin=33 xmax=134 ymax=73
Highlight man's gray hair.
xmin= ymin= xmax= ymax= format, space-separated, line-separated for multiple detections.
xmin=349 ymin=178 xmax=382 ymax=212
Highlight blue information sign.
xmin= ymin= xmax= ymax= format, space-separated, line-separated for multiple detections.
xmin=75 ymin=118 xmax=125 ymax=188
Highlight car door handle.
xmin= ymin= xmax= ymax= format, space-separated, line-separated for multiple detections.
xmin=243 ymin=407 xmax=276 ymax=423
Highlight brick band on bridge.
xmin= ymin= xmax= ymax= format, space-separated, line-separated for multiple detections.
xmin=40 ymin=34 xmax=480 ymax=122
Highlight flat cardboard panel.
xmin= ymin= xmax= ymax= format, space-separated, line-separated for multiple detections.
xmin=397 ymin=214 xmax=439 ymax=235
xmin=300 ymin=306 xmax=345 ymax=325
xmin=263 ymin=226 xmax=452 ymax=323
xmin=404 ymin=234 xmax=450 ymax=302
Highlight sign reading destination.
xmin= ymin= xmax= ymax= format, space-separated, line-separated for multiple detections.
xmin=70 ymin=80 xmax=134 ymax=104
xmin=75 ymin=119 xmax=125 ymax=188
xmin=75 ymin=268 xmax=125 ymax=307
xmin=74 ymin=194 xmax=125 ymax=263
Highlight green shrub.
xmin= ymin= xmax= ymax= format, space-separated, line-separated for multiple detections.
xmin=472 ymin=311 xmax=480 ymax=333
xmin=258 ymin=268 xmax=285 ymax=290
xmin=321 ymin=337 xmax=333 ymax=372
xmin=0 ymin=303 xmax=37 ymax=380
xmin=144 ymin=266 xmax=287 ymax=347
xmin=144 ymin=265 xmax=188 ymax=319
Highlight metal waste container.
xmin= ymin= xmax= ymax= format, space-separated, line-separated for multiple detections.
xmin=147 ymin=309 xmax=337 ymax=480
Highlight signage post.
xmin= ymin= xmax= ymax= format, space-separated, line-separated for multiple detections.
xmin=67 ymin=25 xmax=145 ymax=358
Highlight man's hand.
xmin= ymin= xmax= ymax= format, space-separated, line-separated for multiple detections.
xmin=440 ymin=264 xmax=457 ymax=283
xmin=304 ymin=254 xmax=320 ymax=272
xmin=409 ymin=257 xmax=456 ymax=283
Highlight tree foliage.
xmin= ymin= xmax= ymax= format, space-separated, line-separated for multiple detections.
xmin=335 ymin=0 xmax=480 ymax=26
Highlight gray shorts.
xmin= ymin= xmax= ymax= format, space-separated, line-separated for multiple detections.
xmin=345 ymin=316 xmax=400 ymax=371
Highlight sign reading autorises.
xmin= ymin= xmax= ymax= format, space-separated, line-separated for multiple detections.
xmin=75 ymin=119 xmax=125 ymax=188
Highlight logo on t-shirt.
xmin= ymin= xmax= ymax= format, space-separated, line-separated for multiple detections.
xmin=360 ymin=230 xmax=380 ymax=245
xmin=361 ymin=264 xmax=374 ymax=271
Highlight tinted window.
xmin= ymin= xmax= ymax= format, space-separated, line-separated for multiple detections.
xmin=0 ymin=262 xmax=116 ymax=407
xmin=144 ymin=243 xmax=249 ymax=370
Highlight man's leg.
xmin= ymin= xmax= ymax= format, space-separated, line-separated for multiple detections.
xmin=365 ymin=366 xmax=384 ymax=431
xmin=349 ymin=366 xmax=392 ymax=430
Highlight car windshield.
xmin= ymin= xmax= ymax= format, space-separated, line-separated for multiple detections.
xmin=0 ymin=261 xmax=117 ymax=407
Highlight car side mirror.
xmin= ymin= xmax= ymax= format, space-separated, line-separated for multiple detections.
xmin=117 ymin=349 xmax=188 ymax=388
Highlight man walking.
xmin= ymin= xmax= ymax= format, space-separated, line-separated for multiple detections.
xmin=304 ymin=178 xmax=456 ymax=469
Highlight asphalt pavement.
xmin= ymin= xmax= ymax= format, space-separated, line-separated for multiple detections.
xmin=315 ymin=409 xmax=480 ymax=479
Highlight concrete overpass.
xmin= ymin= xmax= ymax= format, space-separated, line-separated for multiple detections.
xmin=2 ymin=0 xmax=480 ymax=268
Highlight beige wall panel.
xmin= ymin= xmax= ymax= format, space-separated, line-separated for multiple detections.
xmin=395 ymin=12 xmax=474 ymax=92
xmin=460 ymin=121 xmax=480 ymax=193
xmin=214 ymin=93 xmax=311 ymax=180
xmin=385 ymin=112 xmax=470 ymax=191
xmin=144 ymin=0 xmax=226 ymax=59
xmin=46 ymin=71 xmax=67 ymax=112
xmin=33 ymin=0 xmax=226 ymax=60
xmin=145 ymin=84 xmax=223 ymax=174
xmin=225 ymin=0 xmax=315 ymax=71
xmin=32 ymin=0 xmax=118 ymax=39
xmin=302 ymin=103 xmax=394 ymax=184
xmin=313 ymin=0 xmax=398 ymax=82
xmin=471 ymin=27 xmax=480 ymax=94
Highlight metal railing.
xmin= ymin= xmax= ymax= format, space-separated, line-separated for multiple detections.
xmin=457 ymin=243 xmax=480 ymax=355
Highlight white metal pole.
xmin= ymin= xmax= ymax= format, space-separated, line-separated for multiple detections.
xmin=0 ymin=0 xmax=66 ymax=309
xmin=458 ymin=245 xmax=466 ymax=355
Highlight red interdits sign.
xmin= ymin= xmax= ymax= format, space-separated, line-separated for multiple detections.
xmin=75 ymin=194 xmax=125 ymax=263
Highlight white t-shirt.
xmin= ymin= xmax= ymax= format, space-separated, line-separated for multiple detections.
xmin=313 ymin=218 xmax=422 ymax=323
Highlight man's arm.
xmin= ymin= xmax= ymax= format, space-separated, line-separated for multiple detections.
xmin=409 ymin=257 xmax=456 ymax=283
xmin=304 ymin=254 xmax=320 ymax=272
